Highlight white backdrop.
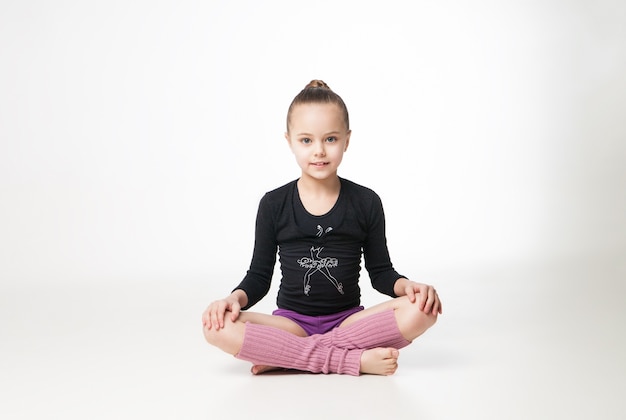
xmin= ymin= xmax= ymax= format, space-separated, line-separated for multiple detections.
xmin=1 ymin=0 xmax=625 ymax=288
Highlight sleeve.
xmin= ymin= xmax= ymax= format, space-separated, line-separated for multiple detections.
xmin=363 ymin=192 xmax=403 ymax=297
xmin=232 ymin=194 xmax=278 ymax=310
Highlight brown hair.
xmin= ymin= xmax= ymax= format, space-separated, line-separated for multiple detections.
xmin=286 ymin=80 xmax=350 ymax=132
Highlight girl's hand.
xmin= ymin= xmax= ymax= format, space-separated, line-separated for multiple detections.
xmin=202 ymin=290 xmax=247 ymax=331
xmin=394 ymin=278 xmax=442 ymax=315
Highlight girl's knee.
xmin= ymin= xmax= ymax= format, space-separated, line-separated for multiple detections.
xmin=409 ymin=303 xmax=437 ymax=326
xmin=396 ymin=296 xmax=438 ymax=338
xmin=422 ymin=310 xmax=438 ymax=328
xmin=202 ymin=319 xmax=245 ymax=355
xmin=203 ymin=324 xmax=223 ymax=348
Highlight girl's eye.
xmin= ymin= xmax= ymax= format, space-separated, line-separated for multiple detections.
xmin=301 ymin=138 xmax=311 ymax=144
xmin=326 ymin=137 xmax=337 ymax=143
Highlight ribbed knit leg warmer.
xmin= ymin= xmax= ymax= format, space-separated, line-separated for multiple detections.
xmin=236 ymin=323 xmax=363 ymax=375
xmin=326 ymin=309 xmax=411 ymax=350
xmin=235 ymin=309 xmax=409 ymax=376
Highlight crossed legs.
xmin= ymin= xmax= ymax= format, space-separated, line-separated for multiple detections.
xmin=203 ymin=296 xmax=438 ymax=376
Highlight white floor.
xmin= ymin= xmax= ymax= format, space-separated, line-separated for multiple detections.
xmin=1 ymin=253 xmax=624 ymax=420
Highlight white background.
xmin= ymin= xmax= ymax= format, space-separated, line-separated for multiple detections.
xmin=1 ymin=1 xmax=625 ymax=419
xmin=2 ymin=0 xmax=624 ymax=284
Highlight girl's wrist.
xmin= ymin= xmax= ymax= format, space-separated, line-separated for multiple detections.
xmin=393 ymin=277 xmax=409 ymax=296
xmin=231 ymin=289 xmax=248 ymax=307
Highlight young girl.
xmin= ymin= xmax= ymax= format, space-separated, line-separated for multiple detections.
xmin=202 ymin=80 xmax=442 ymax=376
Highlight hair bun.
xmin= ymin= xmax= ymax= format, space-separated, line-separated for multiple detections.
xmin=305 ymin=79 xmax=330 ymax=90
xmin=287 ymin=79 xmax=349 ymax=131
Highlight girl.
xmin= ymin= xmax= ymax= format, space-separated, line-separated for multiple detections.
xmin=202 ymin=80 xmax=442 ymax=376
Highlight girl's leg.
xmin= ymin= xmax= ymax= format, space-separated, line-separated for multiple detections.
xmin=207 ymin=311 xmax=357 ymax=375
xmin=202 ymin=311 xmax=307 ymax=356
xmin=234 ymin=309 xmax=411 ymax=376
xmin=327 ymin=308 xmax=412 ymax=350
xmin=338 ymin=296 xmax=438 ymax=345
xmin=235 ymin=322 xmax=365 ymax=375
xmin=203 ymin=297 xmax=436 ymax=376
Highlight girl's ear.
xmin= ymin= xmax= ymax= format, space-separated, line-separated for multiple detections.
xmin=344 ymin=130 xmax=351 ymax=151
xmin=285 ymin=132 xmax=293 ymax=151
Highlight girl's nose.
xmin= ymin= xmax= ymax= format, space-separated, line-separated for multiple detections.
xmin=314 ymin=141 xmax=326 ymax=156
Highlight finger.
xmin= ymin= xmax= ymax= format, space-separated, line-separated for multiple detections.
xmin=430 ymin=292 xmax=442 ymax=315
xmin=217 ymin=302 xmax=227 ymax=329
xmin=418 ymin=285 xmax=428 ymax=310
xmin=426 ymin=287 xmax=437 ymax=313
xmin=420 ymin=286 xmax=434 ymax=313
xmin=230 ymin=302 xmax=241 ymax=322
xmin=202 ymin=309 xmax=209 ymax=327
xmin=210 ymin=304 xmax=222 ymax=331
xmin=203 ymin=307 xmax=213 ymax=329
xmin=406 ymin=287 xmax=416 ymax=303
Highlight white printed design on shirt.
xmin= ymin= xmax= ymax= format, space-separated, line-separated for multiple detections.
xmin=297 ymin=247 xmax=343 ymax=296
xmin=316 ymin=224 xmax=333 ymax=237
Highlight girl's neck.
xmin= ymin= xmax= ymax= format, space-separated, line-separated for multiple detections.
xmin=297 ymin=174 xmax=341 ymax=196
xmin=297 ymin=175 xmax=341 ymax=216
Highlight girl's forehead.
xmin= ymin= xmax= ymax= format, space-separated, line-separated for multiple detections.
xmin=288 ymin=102 xmax=348 ymax=133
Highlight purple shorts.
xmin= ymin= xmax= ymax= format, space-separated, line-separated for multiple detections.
xmin=272 ymin=306 xmax=364 ymax=336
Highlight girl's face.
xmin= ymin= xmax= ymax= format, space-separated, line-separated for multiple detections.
xmin=285 ymin=103 xmax=351 ymax=183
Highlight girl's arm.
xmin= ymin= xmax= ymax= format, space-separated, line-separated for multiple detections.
xmin=363 ymin=193 xmax=404 ymax=296
xmin=231 ymin=193 xmax=278 ymax=310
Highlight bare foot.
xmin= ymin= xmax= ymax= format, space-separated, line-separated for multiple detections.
xmin=359 ymin=347 xmax=400 ymax=375
xmin=251 ymin=365 xmax=281 ymax=375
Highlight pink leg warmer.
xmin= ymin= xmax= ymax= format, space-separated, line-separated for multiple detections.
xmin=329 ymin=309 xmax=411 ymax=350
xmin=236 ymin=323 xmax=363 ymax=375
xmin=235 ymin=309 xmax=409 ymax=376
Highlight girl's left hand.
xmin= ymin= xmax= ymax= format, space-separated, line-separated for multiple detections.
xmin=395 ymin=279 xmax=442 ymax=315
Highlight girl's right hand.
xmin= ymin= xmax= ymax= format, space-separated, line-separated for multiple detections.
xmin=202 ymin=292 xmax=245 ymax=331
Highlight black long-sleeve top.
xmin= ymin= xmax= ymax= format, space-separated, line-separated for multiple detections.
xmin=234 ymin=178 xmax=403 ymax=316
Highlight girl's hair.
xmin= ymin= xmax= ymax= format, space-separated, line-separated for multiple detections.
xmin=286 ymin=80 xmax=350 ymax=132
